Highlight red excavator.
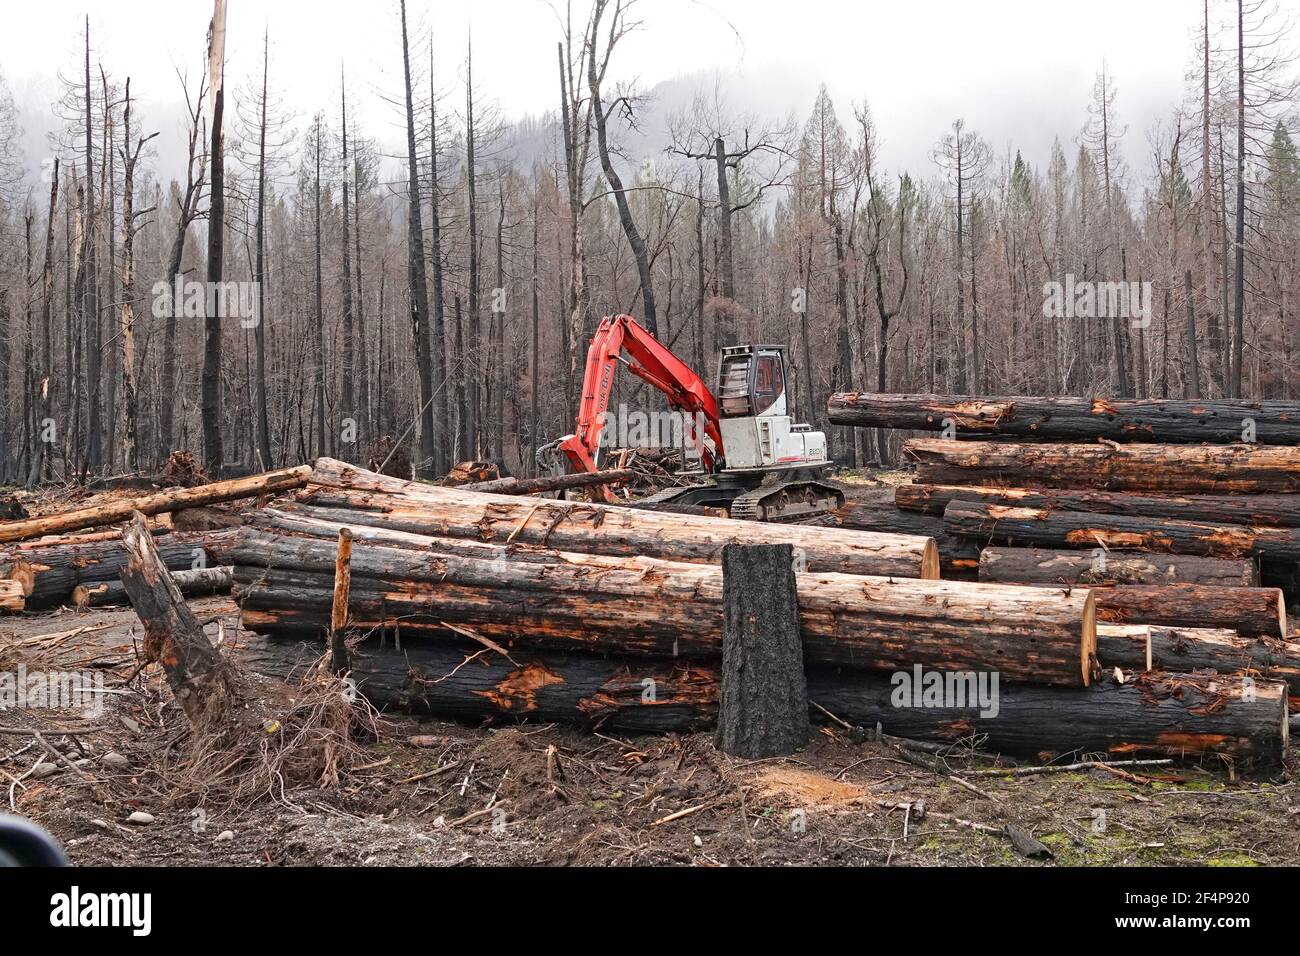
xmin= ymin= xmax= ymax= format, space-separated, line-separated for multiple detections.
xmin=544 ymin=313 xmax=843 ymax=521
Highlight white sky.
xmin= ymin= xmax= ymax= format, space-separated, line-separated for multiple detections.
xmin=0 ymin=0 xmax=1260 ymax=181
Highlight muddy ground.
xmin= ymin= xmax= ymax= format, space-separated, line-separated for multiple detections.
xmin=3 ymin=595 xmax=1298 ymax=867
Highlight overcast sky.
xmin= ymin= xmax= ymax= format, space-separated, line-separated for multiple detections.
xmin=0 ymin=0 xmax=1232 ymax=184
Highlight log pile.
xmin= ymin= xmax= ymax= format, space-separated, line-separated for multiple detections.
xmin=214 ymin=458 xmax=1290 ymax=765
xmin=820 ymin=391 xmax=1300 ymax=758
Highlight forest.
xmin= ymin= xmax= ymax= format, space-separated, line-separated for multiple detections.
xmin=0 ymin=0 xmax=1297 ymax=484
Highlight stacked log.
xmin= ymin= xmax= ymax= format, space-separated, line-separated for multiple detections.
xmin=72 ymin=565 xmax=233 ymax=608
xmin=219 ymin=458 xmax=1292 ymax=764
xmin=828 ymin=393 xmax=1300 ymax=445
xmin=1 ymin=529 xmax=236 ymax=611
xmin=978 ymin=546 xmax=1258 ymax=588
xmin=903 ymin=439 xmax=1300 ymax=494
xmin=226 ymin=522 xmax=1097 ymax=687
xmin=238 ymin=635 xmax=1288 ymax=764
xmin=299 ymin=458 xmax=940 ymax=579
xmin=814 ymin=495 xmax=981 ymax=577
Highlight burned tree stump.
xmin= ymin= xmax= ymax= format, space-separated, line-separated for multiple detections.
xmin=119 ymin=511 xmax=229 ymax=723
xmin=715 ymin=543 xmax=808 ymax=758
xmin=329 ymin=528 xmax=353 ymax=675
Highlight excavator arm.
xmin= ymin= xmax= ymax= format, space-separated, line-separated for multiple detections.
xmin=558 ymin=314 xmax=724 ymax=481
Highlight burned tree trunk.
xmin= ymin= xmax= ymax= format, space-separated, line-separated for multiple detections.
xmin=806 ymin=668 xmax=1287 ymax=766
xmin=829 ymin=393 xmax=1300 ymax=444
xmin=119 ymin=512 xmax=229 ymax=723
xmin=816 ymin=495 xmax=982 ymax=577
xmin=905 ymin=438 xmax=1300 ymax=493
xmin=945 ymin=501 xmax=1300 ymax=563
xmin=978 ymin=546 xmax=1259 ymax=588
xmin=73 ymin=565 xmax=233 ymax=608
xmin=897 ymin=482 xmax=1300 ymax=528
xmin=715 ymin=544 xmax=808 ymax=758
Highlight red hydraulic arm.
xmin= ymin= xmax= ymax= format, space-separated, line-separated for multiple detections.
xmin=559 ymin=315 xmax=724 ymax=484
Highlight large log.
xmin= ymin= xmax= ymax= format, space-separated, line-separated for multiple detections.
xmin=226 ymin=525 xmax=1097 ymax=686
xmin=1093 ymin=585 xmax=1286 ymax=638
xmin=977 ymin=546 xmax=1258 ymax=588
xmin=829 ymin=393 xmax=1300 ymax=445
xmin=1 ymin=530 xmax=236 ymax=611
xmin=238 ymin=636 xmax=1287 ymax=765
xmin=807 ymin=667 xmax=1287 ymax=766
xmin=814 ymin=495 xmax=981 ymax=577
xmin=945 ymin=500 xmax=1300 ymax=563
xmin=897 ymin=482 xmax=1300 ymax=528
xmin=904 ymin=439 xmax=1300 ymax=493
xmin=72 ymin=566 xmax=233 ymax=608
xmin=0 ymin=465 xmax=310 ymax=544
xmin=1096 ymin=624 xmax=1300 ymax=698
xmin=300 ymin=458 xmax=939 ymax=579
xmin=459 ymin=468 xmax=635 ymax=495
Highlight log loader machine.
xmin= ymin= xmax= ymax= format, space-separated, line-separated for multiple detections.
xmin=542 ymin=313 xmax=843 ymax=521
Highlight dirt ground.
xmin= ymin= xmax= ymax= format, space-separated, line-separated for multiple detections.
xmin=3 ymin=596 xmax=1298 ymax=867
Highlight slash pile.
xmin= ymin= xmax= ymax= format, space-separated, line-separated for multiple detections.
xmin=221 ymin=457 xmax=1288 ymax=766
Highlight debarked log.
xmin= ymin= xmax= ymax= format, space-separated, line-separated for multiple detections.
xmin=828 ymin=393 xmax=1300 ymax=445
xmin=977 ymin=546 xmax=1258 ymax=587
xmin=904 ymin=439 xmax=1300 ymax=493
xmin=944 ymin=500 xmax=1300 ymax=563
xmin=235 ymin=635 xmax=1287 ymax=765
xmin=301 ymin=457 xmax=939 ymax=578
xmin=225 ymin=527 xmax=1097 ymax=686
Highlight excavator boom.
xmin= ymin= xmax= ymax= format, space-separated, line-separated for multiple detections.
xmin=558 ymin=314 xmax=723 ymax=475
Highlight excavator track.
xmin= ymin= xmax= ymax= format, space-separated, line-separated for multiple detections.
xmin=728 ymin=480 xmax=845 ymax=523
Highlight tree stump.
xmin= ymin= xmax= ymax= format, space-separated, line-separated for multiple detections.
xmin=714 ymin=543 xmax=808 ymax=758
xmin=119 ymin=511 xmax=228 ymax=723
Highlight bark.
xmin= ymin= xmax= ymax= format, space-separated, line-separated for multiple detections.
xmin=459 ymin=468 xmax=634 ymax=495
xmin=239 ymin=637 xmax=1288 ymax=764
xmin=898 ymin=482 xmax=1300 ymax=528
xmin=202 ymin=0 xmax=227 ymax=475
xmin=946 ymin=501 xmax=1300 ymax=563
xmin=715 ymin=543 xmax=808 ymax=757
xmin=807 ymin=668 xmax=1286 ymax=766
xmin=905 ymin=438 xmax=1300 ymax=493
xmin=978 ymin=546 xmax=1258 ymax=588
xmin=0 ymin=466 xmax=309 ymax=543
xmin=830 ymin=393 xmax=1300 ymax=444
xmin=814 ymin=494 xmax=980 ymax=577
xmin=1096 ymin=623 xmax=1300 ymax=698
xmin=1093 ymin=584 xmax=1285 ymax=638
xmin=398 ymin=0 xmax=442 ymax=478
xmin=73 ymin=565 xmax=233 ymax=608
xmin=119 ymin=512 xmax=229 ymax=723
xmin=3 ymin=530 xmax=234 ymax=610
xmin=302 ymin=458 xmax=938 ymax=578
xmin=227 ymin=523 xmax=1096 ymax=686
